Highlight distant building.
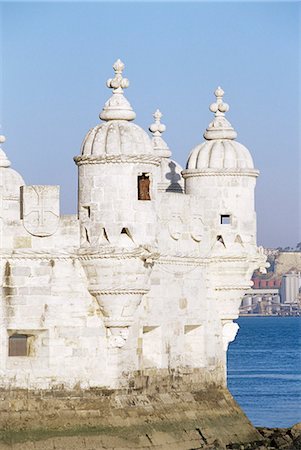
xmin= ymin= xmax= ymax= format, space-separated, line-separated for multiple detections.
xmin=280 ymin=272 xmax=301 ymax=303
xmin=240 ymin=265 xmax=301 ymax=315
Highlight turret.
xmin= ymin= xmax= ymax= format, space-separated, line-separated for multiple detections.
xmin=182 ymin=88 xmax=266 ymax=359
xmin=182 ymin=87 xmax=259 ymax=253
xmin=0 ymin=135 xmax=25 ymax=248
xmin=74 ymin=60 xmax=160 ymax=249
xmin=74 ymin=61 xmax=160 ymax=360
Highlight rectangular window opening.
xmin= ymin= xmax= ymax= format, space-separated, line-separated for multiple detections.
xmin=220 ymin=214 xmax=231 ymax=225
xmin=8 ymin=334 xmax=29 ymax=357
xmin=138 ymin=173 xmax=151 ymax=201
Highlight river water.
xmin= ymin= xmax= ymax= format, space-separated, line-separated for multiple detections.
xmin=227 ymin=316 xmax=301 ymax=427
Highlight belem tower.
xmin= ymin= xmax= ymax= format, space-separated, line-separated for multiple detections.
xmin=0 ymin=60 xmax=267 ymax=449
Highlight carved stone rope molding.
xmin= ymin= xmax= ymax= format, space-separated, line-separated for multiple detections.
xmin=89 ymin=288 xmax=149 ymax=296
xmin=74 ymin=154 xmax=161 ymax=166
xmin=0 ymin=249 xmax=76 ymax=261
xmin=181 ymin=168 xmax=260 ymax=178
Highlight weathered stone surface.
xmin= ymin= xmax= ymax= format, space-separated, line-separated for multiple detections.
xmin=0 ymin=386 xmax=263 ymax=449
xmin=0 ymin=62 xmax=268 ymax=447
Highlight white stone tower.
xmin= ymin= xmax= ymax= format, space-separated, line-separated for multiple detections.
xmin=183 ymin=87 xmax=258 ymax=252
xmin=74 ymin=60 xmax=160 ymax=368
xmin=182 ymin=87 xmax=265 ymax=368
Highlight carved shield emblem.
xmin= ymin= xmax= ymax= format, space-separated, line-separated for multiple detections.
xmin=190 ymin=215 xmax=204 ymax=242
xmin=168 ymin=215 xmax=184 ymax=240
xmin=21 ymin=186 xmax=60 ymax=237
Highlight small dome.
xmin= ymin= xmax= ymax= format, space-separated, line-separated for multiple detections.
xmin=185 ymin=87 xmax=254 ymax=171
xmin=0 ymin=167 xmax=25 ymax=198
xmin=79 ymin=60 xmax=154 ymax=157
xmin=81 ymin=120 xmax=153 ymax=156
xmin=0 ymin=135 xmax=25 ymax=198
xmin=186 ymin=140 xmax=254 ymax=170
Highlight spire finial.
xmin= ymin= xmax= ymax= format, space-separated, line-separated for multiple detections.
xmin=100 ymin=59 xmax=136 ymax=121
xmin=149 ymin=110 xmax=171 ymax=158
xmin=209 ymin=87 xmax=229 ymax=117
xmin=149 ymin=109 xmax=166 ymax=137
xmin=0 ymin=134 xmax=11 ymax=168
xmin=106 ymin=59 xmax=129 ymax=93
xmin=203 ymin=87 xmax=237 ymax=140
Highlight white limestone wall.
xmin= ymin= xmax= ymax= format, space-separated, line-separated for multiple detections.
xmin=0 ymin=256 xmax=108 ymax=389
xmin=1 ymin=215 xmax=79 ymax=252
xmin=156 ymin=192 xmax=211 ymax=257
xmin=184 ymin=172 xmax=258 ymax=249
xmin=77 ymin=162 xmax=159 ymax=248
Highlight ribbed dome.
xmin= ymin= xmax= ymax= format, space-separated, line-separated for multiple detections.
xmin=186 ymin=139 xmax=254 ymax=170
xmin=79 ymin=60 xmax=154 ymax=157
xmin=185 ymin=87 xmax=254 ymax=171
xmin=81 ymin=120 xmax=153 ymax=156
xmin=0 ymin=135 xmax=25 ymax=198
xmin=0 ymin=167 xmax=25 ymax=198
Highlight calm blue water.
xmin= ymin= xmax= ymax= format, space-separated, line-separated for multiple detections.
xmin=227 ymin=317 xmax=301 ymax=428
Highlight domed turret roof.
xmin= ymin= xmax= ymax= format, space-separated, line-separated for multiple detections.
xmin=80 ymin=60 xmax=153 ymax=157
xmin=0 ymin=135 xmax=25 ymax=198
xmin=186 ymin=87 xmax=254 ymax=170
xmin=81 ymin=121 xmax=153 ymax=156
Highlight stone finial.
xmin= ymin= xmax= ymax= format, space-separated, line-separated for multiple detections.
xmin=204 ymin=87 xmax=237 ymax=140
xmin=100 ymin=59 xmax=136 ymax=121
xmin=106 ymin=59 xmax=129 ymax=93
xmin=149 ymin=109 xmax=166 ymax=136
xmin=149 ymin=110 xmax=171 ymax=158
xmin=0 ymin=135 xmax=11 ymax=168
xmin=209 ymin=87 xmax=229 ymax=116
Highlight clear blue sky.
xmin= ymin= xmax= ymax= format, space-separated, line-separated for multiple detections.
xmin=0 ymin=1 xmax=300 ymax=248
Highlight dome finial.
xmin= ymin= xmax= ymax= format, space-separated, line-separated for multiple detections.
xmin=0 ymin=134 xmax=11 ymax=168
xmin=204 ymin=87 xmax=237 ymax=140
xmin=100 ymin=59 xmax=136 ymax=121
xmin=209 ymin=87 xmax=229 ymax=117
xmin=149 ymin=109 xmax=166 ymax=137
xmin=106 ymin=59 xmax=129 ymax=94
xmin=149 ymin=109 xmax=171 ymax=158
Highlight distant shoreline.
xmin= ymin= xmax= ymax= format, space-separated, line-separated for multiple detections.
xmin=239 ymin=314 xmax=301 ymax=317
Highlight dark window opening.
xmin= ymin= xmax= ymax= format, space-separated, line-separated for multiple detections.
xmin=217 ymin=235 xmax=226 ymax=247
xmin=85 ymin=227 xmax=90 ymax=244
xmin=121 ymin=227 xmax=132 ymax=239
xmin=120 ymin=227 xmax=134 ymax=244
xmin=83 ymin=205 xmax=91 ymax=219
xmin=103 ymin=228 xmax=110 ymax=242
xmin=220 ymin=214 xmax=231 ymax=225
xmin=138 ymin=174 xmax=151 ymax=201
xmin=9 ymin=334 xmax=28 ymax=357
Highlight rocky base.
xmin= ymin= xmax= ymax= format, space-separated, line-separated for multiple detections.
xmin=226 ymin=423 xmax=301 ymax=450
